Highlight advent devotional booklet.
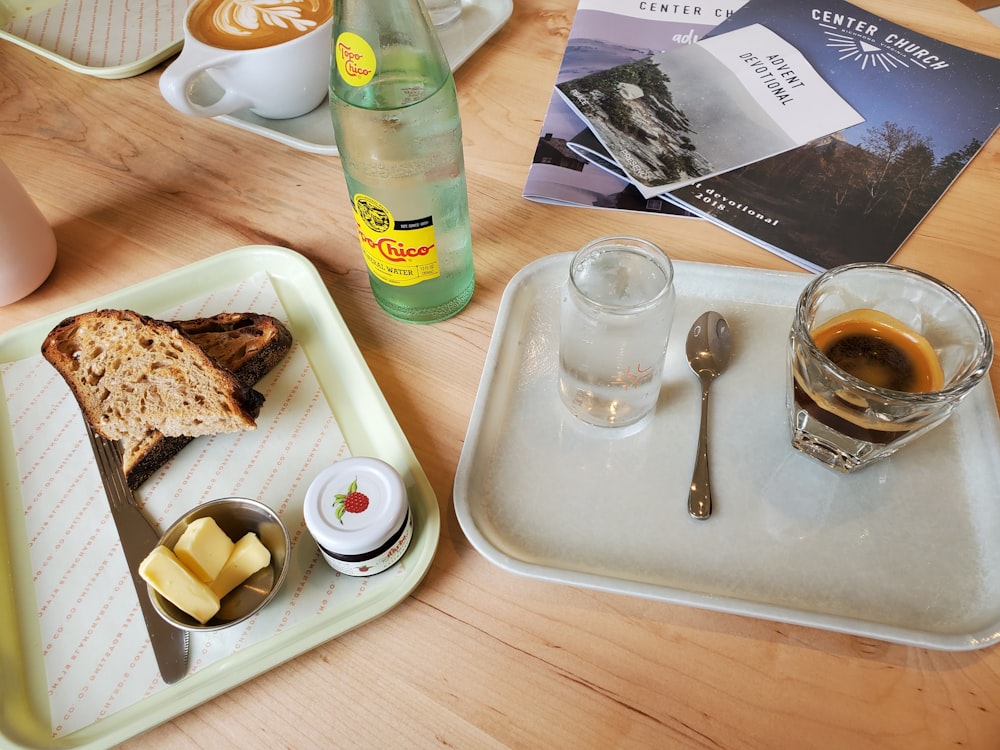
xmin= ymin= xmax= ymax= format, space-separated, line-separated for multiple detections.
xmin=666 ymin=0 xmax=1000 ymax=270
xmin=522 ymin=0 xmax=747 ymax=215
xmin=554 ymin=22 xmax=864 ymax=198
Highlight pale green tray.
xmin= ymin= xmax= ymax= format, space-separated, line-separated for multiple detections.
xmin=0 ymin=0 xmax=187 ymax=80
xmin=0 ymin=246 xmax=440 ymax=748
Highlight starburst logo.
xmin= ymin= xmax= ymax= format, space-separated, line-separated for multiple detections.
xmin=810 ymin=10 xmax=951 ymax=71
xmin=821 ymin=31 xmax=910 ymax=72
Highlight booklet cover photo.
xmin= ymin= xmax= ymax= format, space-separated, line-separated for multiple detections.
xmin=555 ymin=23 xmax=863 ymax=197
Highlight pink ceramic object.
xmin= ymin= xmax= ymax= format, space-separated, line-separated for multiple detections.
xmin=0 ymin=160 xmax=57 ymax=306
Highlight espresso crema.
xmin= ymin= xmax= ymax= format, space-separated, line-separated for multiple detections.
xmin=811 ymin=308 xmax=944 ymax=393
xmin=188 ymin=0 xmax=333 ymax=50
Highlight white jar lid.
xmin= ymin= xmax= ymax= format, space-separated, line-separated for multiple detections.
xmin=303 ymin=457 xmax=409 ymax=558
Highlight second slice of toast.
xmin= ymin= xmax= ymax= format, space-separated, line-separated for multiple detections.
xmin=123 ymin=312 xmax=293 ymax=488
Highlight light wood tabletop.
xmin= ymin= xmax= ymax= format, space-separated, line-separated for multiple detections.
xmin=2 ymin=0 xmax=1000 ymax=747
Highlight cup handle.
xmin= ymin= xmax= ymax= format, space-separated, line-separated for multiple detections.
xmin=159 ymin=52 xmax=255 ymax=118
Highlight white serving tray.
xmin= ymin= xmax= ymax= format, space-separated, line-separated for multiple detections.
xmin=454 ymin=254 xmax=1000 ymax=651
xmin=216 ymin=0 xmax=514 ymax=154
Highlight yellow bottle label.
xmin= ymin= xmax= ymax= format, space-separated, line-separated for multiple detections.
xmin=335 ymin=32 xmax=376 ymax=87
xmin=352 ymin=193 xmax=440 ymax=287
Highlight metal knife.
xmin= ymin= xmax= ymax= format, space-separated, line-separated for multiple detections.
xmin=84 ymin=421 xmax=189 ymax=684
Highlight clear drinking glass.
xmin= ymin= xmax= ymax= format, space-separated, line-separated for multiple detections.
xmin=559 ymin=236 xmax=676 ymax=428
xmin=425 ymin=0 xmax=461 ymax=27
xmin=788 ymin=263 xmax=993 ymax=472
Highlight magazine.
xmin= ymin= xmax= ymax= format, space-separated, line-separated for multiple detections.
xmin=522 ymin=0 xmax=748 ymax=215
xmin=555 ymin=23 xmax=863 ymax=197
xmin=664 ymin=0 xmax=1000 ymax=270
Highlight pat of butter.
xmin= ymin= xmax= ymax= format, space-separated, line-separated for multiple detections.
xmin=210 ymin=532 xmax=271 ymax=599
xmin=139 ymin=545 xmax=221 ymax=624
xmin=174 ymin=516 xmax=235 ymax=583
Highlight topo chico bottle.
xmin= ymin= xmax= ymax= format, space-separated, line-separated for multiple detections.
xmin=329 ymin=0 xmax=475 ymax=323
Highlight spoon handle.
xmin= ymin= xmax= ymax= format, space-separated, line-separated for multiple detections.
xmin=688 ymin=380 xmax=713 ymax=519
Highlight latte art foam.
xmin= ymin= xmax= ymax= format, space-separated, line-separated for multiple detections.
xmin=189 ymin=0 xmax=332 ymax=50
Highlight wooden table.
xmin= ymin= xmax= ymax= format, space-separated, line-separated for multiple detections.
xmin=2 ymin=0 xmax=1000 ymax=747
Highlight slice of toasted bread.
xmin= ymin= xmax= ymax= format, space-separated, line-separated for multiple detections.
xmin=122 ymin=313 xmax=292 ymax=488
xmin=175 ymin=313 xmax=292 ymax=387
xmin=42 ymin=309 xmax=264 ymax=444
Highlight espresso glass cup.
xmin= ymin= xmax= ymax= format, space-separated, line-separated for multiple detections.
xmin=159 ymin=0 xmax=333 ymax=120
xmin=788 ymin=263 xmax=993 ymax=473
xmin=558 ymin=236 xmax=676 ymax=429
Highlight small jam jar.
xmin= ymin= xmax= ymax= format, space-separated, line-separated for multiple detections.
xmin=303 ymin=457 xmax=412 ymax=576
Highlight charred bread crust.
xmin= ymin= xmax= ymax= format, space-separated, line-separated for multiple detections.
xmin=125 ymin=434 xmax=197 ymax=490
xmin=173 ymin=313 xmax=294 ymax=387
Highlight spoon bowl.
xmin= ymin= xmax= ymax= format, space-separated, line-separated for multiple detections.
xmin=685 ymin=311 xmax=733 ymax=519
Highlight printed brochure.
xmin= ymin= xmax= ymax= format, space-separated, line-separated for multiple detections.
xmin=555 ymin=23 xmax=863 ymax=197
xmin=666 ymin=0 xmax=1000 ymax=270
xmin=523 ymin=0 xmax=747 ymax=215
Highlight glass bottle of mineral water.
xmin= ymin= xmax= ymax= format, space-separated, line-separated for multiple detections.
xmin=329 ymin=0 xmax=475 ymax=323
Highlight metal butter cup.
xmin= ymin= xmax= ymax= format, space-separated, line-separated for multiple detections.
xmin=147 ymin=497 xmax=290 ymax=632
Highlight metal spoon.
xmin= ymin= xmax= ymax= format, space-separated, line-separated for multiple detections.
xmin=685 ymin=311 xmax=732 ymax=520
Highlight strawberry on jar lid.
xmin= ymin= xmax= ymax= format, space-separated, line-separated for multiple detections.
xmin=303 ymin=457 xmax=412 ymax=577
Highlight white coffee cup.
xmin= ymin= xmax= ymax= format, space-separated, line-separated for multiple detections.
xmin=159 ymin=0 xmax=333 ymax=120
xmin=0 ymin=160 xmax=57 ymax=307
